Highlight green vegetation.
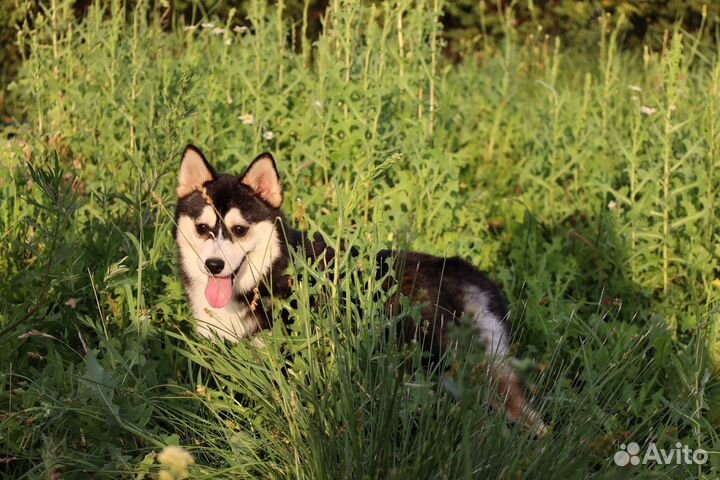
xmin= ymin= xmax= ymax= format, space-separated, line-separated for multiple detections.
xmin=1 ymin=1 xmax=719 ymax=478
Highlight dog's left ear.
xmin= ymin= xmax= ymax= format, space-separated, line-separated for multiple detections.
xmin=241 ymin=153 xmax=283 ymax=208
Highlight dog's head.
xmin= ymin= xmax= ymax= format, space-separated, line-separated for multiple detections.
xmin=174 ymin=145 xmax=284 ymax=310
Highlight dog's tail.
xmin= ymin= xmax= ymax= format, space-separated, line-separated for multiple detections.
xmin=463 ymin=285 xmax=548 ymax=436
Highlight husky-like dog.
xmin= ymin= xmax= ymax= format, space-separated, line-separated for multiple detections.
xmin=174 ymin=144 xmax=545 ymax=433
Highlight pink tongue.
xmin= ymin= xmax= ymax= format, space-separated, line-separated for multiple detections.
xmin=204 ymin=276 xmax=233 ymax=308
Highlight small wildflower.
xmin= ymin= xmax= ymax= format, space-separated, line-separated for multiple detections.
xmin=233 ymin=25 xmax=248 ymax=33
xmin=640 ymin=106 xmax=656 ymax=116
xmin=628 ymin=85 xmax=642 ymax=92
xmin=224 ymin=38 xmax=232 ymax=46
xmin=713 ymin=278 xmax=720 ymax=288
xmin=313 ymin=100 xmax=323 ymax=110
xmin=65 ymin=298 xmax=78 ymax=309
xmin=263 ymin=131 xmax=274 ymax=140
xmin=201 ymin=22 xmax=215 ymax=29
xmin=182 ymin=25 xmax=197 ymax=32
xmin=158 ymin=446 xmax=194 ymax=480
xmin=212 ymin=27 xmax=224 ymax=35
xmin=607 ymin=200 xmax=618 ymax=210
xmin=239 ymin=113 xmax=254 ymax=125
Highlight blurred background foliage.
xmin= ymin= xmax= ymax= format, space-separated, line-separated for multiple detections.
xmin=2 ymin=0 xmax=719 ymax=120
xmin=443 ymin=0 xmax=719 ymax=57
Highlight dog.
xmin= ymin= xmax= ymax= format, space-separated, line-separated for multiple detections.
xmin=174 ymin=144 xmax=546 ymax=434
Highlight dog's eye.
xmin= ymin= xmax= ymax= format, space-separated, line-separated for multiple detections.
xmin=196 ymin=223 xmax=210 ymax=235
xmin=232 ymin=225 xmax=249 ymax=237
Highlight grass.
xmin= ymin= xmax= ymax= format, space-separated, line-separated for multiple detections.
xmin=1 ymin=0 xmax=719 ymax=478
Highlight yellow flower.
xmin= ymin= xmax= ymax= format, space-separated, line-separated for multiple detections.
xmin=239 ymin=113 xmax=254 ymax=125
xmin=712 ymin=278 xmax=720 ymax=288
xmin=157 ymin=445 xmax=194 ymax=480
xmin=158 ymin=446 xmax=193 ymax=467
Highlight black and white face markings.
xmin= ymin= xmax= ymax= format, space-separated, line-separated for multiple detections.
xmin=175 ymin=146 xmax=283 ymax=341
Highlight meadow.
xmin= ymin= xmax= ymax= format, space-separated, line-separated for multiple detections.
xmin=1 ymin=1 xmax=719 ymax=478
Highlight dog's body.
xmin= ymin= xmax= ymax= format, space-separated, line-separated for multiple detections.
xmin=174 ymin=144 xmax=545 ymax=433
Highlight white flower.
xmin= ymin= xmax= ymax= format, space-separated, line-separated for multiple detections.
xmin=224 ymin=38 xmax=232 ymax=46
xmin=608 ymin=200 xmax=618 ymax=210
xmin=640 ymin=105 xmax=656 ymax=116
xmin=313 ymin=100 xmax=323 ymax=110
xmin=183 ymin=25 xmax=197 ymax=32
xmin=212 ymin=27 xmax=224 ymax=35
xmin=263 ymin=131 xmax=274 ymax=140
xmin=201 ymin=22 xmax=215 ymax=29
xmin=239 ymin=113 xmax=254 ymax=125
xmin=233 ymin=25 xmax=248 ymax=33
xmin=628 ymin=85 xmax=642 ymax=92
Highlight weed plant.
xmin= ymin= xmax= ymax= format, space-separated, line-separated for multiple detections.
xmin=1 ymin=1 xmax=719 ymax=478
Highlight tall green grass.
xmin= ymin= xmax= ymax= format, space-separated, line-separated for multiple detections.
xmin=1 ymin=1 xmax=719 ymax=478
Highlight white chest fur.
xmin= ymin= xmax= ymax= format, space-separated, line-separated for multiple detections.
xmin=188 ymin=291 xmax=260 ymax=341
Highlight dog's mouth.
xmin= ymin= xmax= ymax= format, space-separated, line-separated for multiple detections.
xmin=203 ymin=262 xmax=243 ymax=309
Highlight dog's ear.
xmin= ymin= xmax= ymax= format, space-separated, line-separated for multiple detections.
xmin=177 ymin=145 xmax=216 ymax=197
xmin=241 ymin=153 xmax=282 ymax=208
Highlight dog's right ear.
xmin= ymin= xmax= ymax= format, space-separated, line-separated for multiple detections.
xmin=177 ymin=145 xmax=216 ymax=197
xmin=241 ymin=153 xmax=283 ymax=208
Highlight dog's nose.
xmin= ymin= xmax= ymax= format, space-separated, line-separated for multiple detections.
xmin=205 ymin=258 xmax=225 ymax=275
